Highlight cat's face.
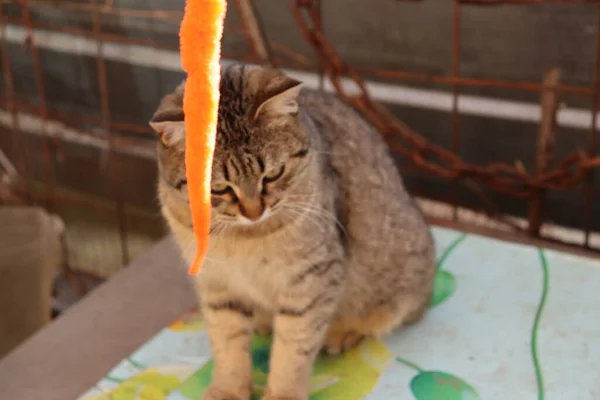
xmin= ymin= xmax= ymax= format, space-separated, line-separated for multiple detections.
xmin=151 ymin=65 xmax=313 ymax=229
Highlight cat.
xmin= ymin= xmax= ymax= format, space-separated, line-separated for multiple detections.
xmin=150 ymin=64 xmax=435 ymax=400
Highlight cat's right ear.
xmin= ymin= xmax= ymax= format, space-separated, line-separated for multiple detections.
xmin=150 ymin=86 xmax=186 ymax=147
xmin=150 ymin=119 xmax=185 ymax=147
xmin=149 ymin=100 xmax=185 ymax=147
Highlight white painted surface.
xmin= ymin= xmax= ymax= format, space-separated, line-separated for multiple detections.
xmin=77 ymin=227 xmax=600 ymax=400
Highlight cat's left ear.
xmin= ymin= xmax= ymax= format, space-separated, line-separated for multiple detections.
xmin=254 ymin=78 xmax=303 ymax=119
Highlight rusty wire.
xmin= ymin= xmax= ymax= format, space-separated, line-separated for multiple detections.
xmin=20 ymin=0 xmax=55 ymax=210
xmin=292 ymin=0 xmax=600 ymax=200
xmin=90 ymin=0 xmax=129 ymax=264
xmin=0 ymin=1 xmax=596 ymax=139
xmin=397 ymin=0 xmax=600 ymax=4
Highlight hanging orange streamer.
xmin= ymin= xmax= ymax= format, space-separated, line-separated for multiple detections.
xmin=180 ymin=0 xmax=227 ymax=275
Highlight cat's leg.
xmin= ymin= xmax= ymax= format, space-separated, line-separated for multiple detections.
xmin=322 ymin=294 xmax=428 ymax=356
xmin=263 ymin=259 xmax=344 ymax=400
xmin=321 ymin=308 xmax=400 ymax=356
xmin=322 ymin=252 xmax=435 ymax=356
xmin=201 ymin=287 xmax=254 ymax=400
xmin=322 ymin=324 xmax=364 ymax=356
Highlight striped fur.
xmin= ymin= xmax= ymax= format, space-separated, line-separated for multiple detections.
xmin=151 ymin=64 xmax=435 ymax=400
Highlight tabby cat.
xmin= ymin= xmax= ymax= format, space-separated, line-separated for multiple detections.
xmin=150 ymin=64 xmax=435 ymax=400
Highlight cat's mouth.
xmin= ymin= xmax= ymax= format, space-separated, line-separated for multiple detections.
xmin=236 ymin=207 xmax=272 ymax=226
xmin=214 ymin=200 xmax=291 ymax=229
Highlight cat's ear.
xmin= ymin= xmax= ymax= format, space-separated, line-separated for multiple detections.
xmin=150 ymin=88 xmax=185 ymax=147
xmin=254 ymin=77 xmax=303 ymax=119
xmin=150 ymin=120 xmax=185 ymax=147
xmin=149 ymin=108 xmax=185 ymax=147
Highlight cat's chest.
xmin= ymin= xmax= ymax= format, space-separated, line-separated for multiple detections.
xmin=205 ymin=237 xmax=293 ymax=309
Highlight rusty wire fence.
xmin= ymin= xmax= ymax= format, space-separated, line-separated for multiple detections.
xmin=1 ymin=0 xmax=600 ymax=297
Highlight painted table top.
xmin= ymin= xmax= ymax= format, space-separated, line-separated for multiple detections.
xmin=78 ymin=227 xmax=600 ymax=400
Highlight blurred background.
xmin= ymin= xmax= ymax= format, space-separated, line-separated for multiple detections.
xmin=1 ymin=0 xmax=599 ymax=357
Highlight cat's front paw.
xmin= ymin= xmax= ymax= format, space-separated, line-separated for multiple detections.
xmin=322 ymin=330 xmax=364 ymax=355
xmin=202 ymin=384 xmax=250 ymax=400
xmin=261 ymin=388 xmax=307 ymax=400
xmin=261 ymin=395 xmax=306 ymax=400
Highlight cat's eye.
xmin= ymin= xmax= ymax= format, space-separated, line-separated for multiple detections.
xmin=263 ymin=166 xmax=285 ymax=183
xmin=211 ymin=182 xmax=233 ymax=196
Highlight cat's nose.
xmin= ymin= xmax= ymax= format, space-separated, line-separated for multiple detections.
xmin=239 ymin=199 xmax=265 ymax=221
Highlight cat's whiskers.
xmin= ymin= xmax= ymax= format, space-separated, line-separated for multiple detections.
xmin=278 ymin=212 xmax=331 ymax=254
xmin=205 ymin=222 xmax=237 ymax=264
xmin=311 ymin=149 xmax=338 ymax=156
xmin=210 ymin=219 xmax=229 ymax=235
xmin=285 ymin=194 xmax=315 ymax=200
xmin=281 ymin=206 xmax=328 ymax=233
xmin=283 ymin=201 xmax=346 ymax=235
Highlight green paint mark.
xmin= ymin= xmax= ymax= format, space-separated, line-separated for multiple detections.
xmin=532 ymin=249 xmax=549 ymax=400
xmin=179 ymin=359 xmax=213 ymax=399
xmin=430 ymin=233 xmax=468 ymax=307
xmin=396 ymin=357 xmax=482 ymax=400
xmin=436 ymin=233 xmax=468 ymax=270
xmin=104 ymin=375 xmax=124 ymax=383
xmin=251 ymin=335 xmax=272 ymax=373
xmin=430 ymin=270 xmax=456 ymax=307
xmin=410 ymin=371 xmax=483 ymax=400
xmin=395 ymin=356 xmax=424 ymax=372
xmin=86 ymin=369 xmax=185 ymax=400
xmin=127 ymin=356 xmax=146 ymax=370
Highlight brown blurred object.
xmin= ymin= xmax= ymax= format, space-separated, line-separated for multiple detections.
xmin=0 ymin=206 xmax=63 ymax=358
xmin=0 ymin=149 xmax=20 ymax=204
